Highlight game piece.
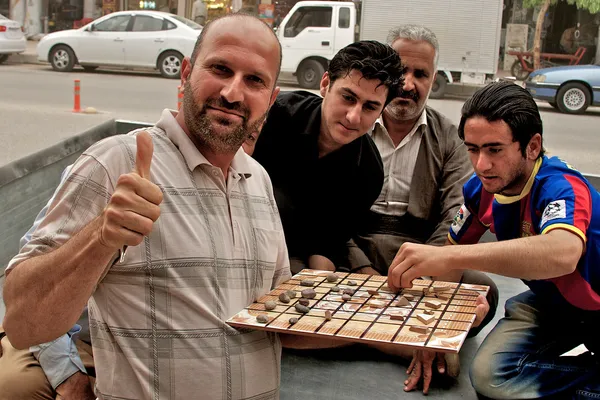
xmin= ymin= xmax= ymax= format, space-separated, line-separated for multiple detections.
xmin=295 ymin=304 xmax=310 ymax=313
xmin=279 ymin=293 xmax=291 ymax=303
xmin=425 ymin=299 xmax=442 ymax=309
xmin=331 ymin=286 xmax=341 ymax=292
xmin=264 ymin=301 xmax=277 ymax=311
xmin=368 ymin=300 xmax=386 ymax=308
xmin=286 ymin=290 xmax=297 ymax=298
xmin=433 ymin=286 xmax=451 ymax=292
xmin=301 ymin=289 xmax=316 ymax=299
xmin=326 ymin=273 xmax=339 ymax=283
xmin=347 ymin=280 xmax=357 ymax=286
xmin=436 ymin=293 xmax=450 ymax=300
xmin=417 ymin=313 xmax=436 ymax=325
xmin=424 ymin=310 xmax=434 ymax=315
xmin=289 ymin=317 xmax=298 ymax=325
xmin=342 ymin=294 xmax=351 ymax=301
xmin=301 ymin=279 xmax=315 ymax=287
xmin=395 ymin=296 xmax=410 ymax=307
xmin=404 ymin=287 xmax=424 ymax=296
xmin=298 ymin=298 xmax=309 ymax=306
xmin=403 ymin=294 xmax=415 ymax=301
xmin=390 ymin=314 xmax=405 ymax=321
xmin=409 ymin=325 xmax=429 ymax=334
xmin=343 ymin=289 xmax=355 ymax=296
xmin=367 ymin=289 xmax=379 ymax=296
xmin=325 ymin=310 xmax=333 ymax=321
xmin=256 ymin=314 xmax=269 ymax=323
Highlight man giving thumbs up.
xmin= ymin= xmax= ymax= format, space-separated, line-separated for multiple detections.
xmin=4 ymin=14 xmax=290 ymax=400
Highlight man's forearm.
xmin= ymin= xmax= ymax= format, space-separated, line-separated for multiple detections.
xmin=448 ymin=230 xmax=581 ymax=280
xmin=4 ymin=217 xmax=116 ymax=349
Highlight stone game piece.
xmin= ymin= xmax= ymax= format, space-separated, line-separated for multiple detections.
xmin=369 ymin=300 xmax=386 ymax=308
xmin=396 ymin=296 xmax=410 ymax=307
xmin=326 ymin=273 xmax=339 ymax=283
xmin=436 ymin=293 xmax=450 ymax=300
xmin=325 ymin=310 xmax=333 ymax=321
xmin=295 ymin=304 xmax=310 ymax=313
xmin=404 ymin=287 xmax=424 ymax=296
xmin=331 ymin=286 xmax=341 ymax=292
xmin=256 ymin=314 xmax=269 ymax=323
xmin=278 ymin=292 xmax=291 ymax=303
xmin=286 ymin=290 xmax=297 ymax=298
xmin=343 ymin=288 xmax=355 ymax=296
xmin=298 ymin=298 xmax=310 ymax=306
xmin=403 ymin=294 xmax=415 ymax=301
xmin=433 ymin=286 xmax=451 ymax=293
xmin=289 ymin=317 xmax=298 ymax=325
xmin=301 ymin=279 xmax=315 ymax=287
xmin=424 ymin=310 xmax=434 ymax=315
xmin=301 ymin=288 xmax=316 ymax=299
xmin=342 ymin=294 xmax=351 ymax=301
xmin=409 ymin=325 xmax=429 ymax=334
xmin=417 ymin=313 xmax=436 ymax=325
xmin=390 ymin=314 xmax=405 ymax=321
xmin=264 ymin=300 xmax=277 ymax=311
xmin=367 ymin=289 xmax=379 ymax=296
xmin=425 ymin=299 xmax=442 ymax=309
xmin=347 ymin=280 xmax=357 ymax=286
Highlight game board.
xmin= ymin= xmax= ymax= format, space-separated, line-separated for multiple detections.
xmin=226 ymin=269 xmax=489 ymax=353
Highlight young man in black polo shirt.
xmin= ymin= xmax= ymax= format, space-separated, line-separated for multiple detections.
xmin=252 ymin=41 xmax=403 ymax=273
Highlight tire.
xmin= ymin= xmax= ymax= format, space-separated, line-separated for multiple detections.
xmin=297 ymin=59 xmax=325 ymax=89
xmin=510 ymin=59 xmax=531 ymax=81
xmin=429 ymin=73 xmax=447 ymax=99
xmin=82 ymin=65 xmax=98 ymax=72
xmin=50 ymin=45 xmax=76 ymax=72
xmin=548 ymin=101 xmax=558 ymax=110
xmin=556 ymin=82 xmax=591 ymax=114
xmin=0 ymin=54 xmax=9 ymax=65
xmin=158 ymin=51 xmax=183 ymax=79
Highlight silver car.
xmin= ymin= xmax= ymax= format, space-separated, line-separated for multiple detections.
xmin=0 ymin=13 xmax=27 ymax=64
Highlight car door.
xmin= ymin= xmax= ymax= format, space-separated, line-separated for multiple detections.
xmin=75 ymin=14 xmax=130 ymax=65
xmin=124 ymin=14 xmax=166 ymax=68
xmin=279 ymin=5 xmax=334 ymax=72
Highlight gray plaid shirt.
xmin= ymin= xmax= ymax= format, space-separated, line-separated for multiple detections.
xmin=9 ymin=110 xmax=291 ymax=400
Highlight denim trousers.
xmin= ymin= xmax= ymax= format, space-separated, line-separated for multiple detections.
xmin=470 ymin=290 xmax=600 ymax=399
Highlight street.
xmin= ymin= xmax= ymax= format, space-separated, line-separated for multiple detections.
xmin=1 ymin=63 xmax=600 ymax=175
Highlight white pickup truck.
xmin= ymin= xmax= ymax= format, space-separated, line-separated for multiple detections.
xmin=276 ymin=0 xmax=503 ymax=98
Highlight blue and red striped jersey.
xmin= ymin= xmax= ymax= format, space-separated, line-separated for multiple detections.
xmin=449 ymin=156 xmax=600 ymax=311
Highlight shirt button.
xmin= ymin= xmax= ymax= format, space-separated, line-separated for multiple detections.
xmin=212 ymin=170 xmax=219 ymax=177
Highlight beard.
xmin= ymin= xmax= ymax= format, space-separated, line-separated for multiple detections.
xmin=386 ymin=89 xmax=426 ymax=121
xmin=183 ymin=81 xmax=267 ymax=153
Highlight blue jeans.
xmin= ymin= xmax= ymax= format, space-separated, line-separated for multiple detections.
xmin=470 ymin=291 xmax=600 ymax=399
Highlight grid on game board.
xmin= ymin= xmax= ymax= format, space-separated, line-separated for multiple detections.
xmin=227 ymin=269 xmax=489 ymax=352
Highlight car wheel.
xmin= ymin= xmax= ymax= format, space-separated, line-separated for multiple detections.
xmin=83 ymin=65 xmax=98 ymax=72
xmin=510 ymin=59 xmax=531 ymax=81
xmin=0 ymin=54 xmax=9 ymax=65
xmin=548 ymin=101 xmax=558 ymax=110
xmin=297 ymin=59 xmax=325 ymax=89
xmin=556 ymin=82 xmax=591 ymax=114
xmin=158 ymin=51 xmax=183 ymax=79
xmin=429 ymin=73 xmax=447 ymax=99
xmin=50 ymin=45 xmax=76 ymax=72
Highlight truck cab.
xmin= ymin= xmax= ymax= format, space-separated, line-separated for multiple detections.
xmin=276 ymin=1 xmax=356 ymax=89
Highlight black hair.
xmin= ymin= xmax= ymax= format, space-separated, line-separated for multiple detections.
xmin=327 ymin=40 xmax=404 ymax=106
xmin=189 ymin=13 xmax=282 ymax=83
xmin=458 ymin=81 xmax=544 ymax=158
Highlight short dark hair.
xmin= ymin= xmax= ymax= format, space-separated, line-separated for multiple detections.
xmin=190 ymin=13 xmax=282 ymax=84
xmin=458 ymin=81 xmax=545 ymax=158
xmin=327 ymin=40 xmax=404 ymax=105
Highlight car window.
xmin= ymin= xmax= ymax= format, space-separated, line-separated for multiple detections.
xmin=166 ymin=20 xmax=176 ymax=30
xmin=284 ymin=6 xmax=332 ymax=38
xmin=132 ymin=15 xmax=164 ymax=32
xmin=169 ymin=15 xmax=202 ymax=30
xmin=94 ymin=15 xmax=131 ymax=32
xmin=0 ymin=14 xmax=7 ymax=20
xmin=338 ymin=7 xmax=350 ymax=29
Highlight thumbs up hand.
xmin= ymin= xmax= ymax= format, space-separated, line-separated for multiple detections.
xmin=98 ymin=131 xmax=164 ymax=250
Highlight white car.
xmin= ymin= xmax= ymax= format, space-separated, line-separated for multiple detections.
xmin=0 ymin=13 xmax=27 ymax=64
xmin=37 ymin=11 xmax=201 ymax=78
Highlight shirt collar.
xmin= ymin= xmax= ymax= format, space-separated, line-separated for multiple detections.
xmin=157 ymin=109 xmax=253 ymax=178
xmin=494 ymin=157 xmax=543 ymax=204
xmin=371 ymin=109 xmax=428 ymax=143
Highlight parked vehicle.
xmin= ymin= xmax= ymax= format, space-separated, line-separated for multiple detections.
xmin=526 ymin=64 xmax=600 ymax=114
xmin=0 ymin=13 xmax=26 ymax=65
xmin=37 ymin=11 xmax=201 ymax=78
xmin=276 ymin=0 xmax=503 ymax=97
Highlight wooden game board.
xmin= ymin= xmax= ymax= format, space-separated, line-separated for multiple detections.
xmin=226 ymin=269 xmax=489 ymax=353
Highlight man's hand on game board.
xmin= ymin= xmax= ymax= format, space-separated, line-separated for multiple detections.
xmin=388 ymin=243 xmax=457 ymax=290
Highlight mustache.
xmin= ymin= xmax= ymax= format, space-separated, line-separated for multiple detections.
xmin=398 ymin=90 xmax=419 ymax=102
xmin=205 ymin=97 xmax=250 ymax=121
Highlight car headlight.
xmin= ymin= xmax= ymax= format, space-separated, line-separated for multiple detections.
xmin=530 ymin=74 xmax=546 ymax=83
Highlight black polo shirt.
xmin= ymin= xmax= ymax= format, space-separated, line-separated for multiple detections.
xmin=253 ymin=91 xmax=384 ymax=265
